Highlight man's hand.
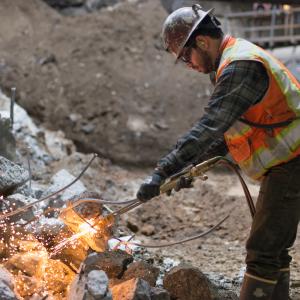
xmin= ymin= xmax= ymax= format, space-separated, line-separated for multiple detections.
xmin=174 ymin=176 xmax=193 ymax=192
xmin=165 ymin=176 xmax=194 ymax=196
xmin=136 ymin=173 xmax=165 ymax=202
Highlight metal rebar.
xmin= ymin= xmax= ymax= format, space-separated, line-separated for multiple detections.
xmin=10 ymin=87 xmax=16 ymax=129
xmin=27 ymin=147 xmax=32 ymax=195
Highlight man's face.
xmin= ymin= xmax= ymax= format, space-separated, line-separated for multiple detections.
xmin=181 ymin=46 xmax=214 ymax=74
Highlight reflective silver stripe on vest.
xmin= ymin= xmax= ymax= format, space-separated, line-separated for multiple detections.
xmin=239 ymin=119 xmax=300 ymax=179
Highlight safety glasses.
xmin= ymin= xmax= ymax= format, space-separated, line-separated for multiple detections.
xmin=180 ymin=46 xmax=193 ymax=64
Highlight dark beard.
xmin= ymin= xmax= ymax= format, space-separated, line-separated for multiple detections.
xmin=200 ymin=49 xmax=214 ymax=74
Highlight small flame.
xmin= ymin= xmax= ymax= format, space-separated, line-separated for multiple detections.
xmin=50 ymin=219 xmax=98 ymax=256
xmin=57 ymin=203 xmax=115 ymax=252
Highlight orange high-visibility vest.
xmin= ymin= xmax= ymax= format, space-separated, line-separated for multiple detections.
xmin=216 ymin=36 xmax=300 ymax=180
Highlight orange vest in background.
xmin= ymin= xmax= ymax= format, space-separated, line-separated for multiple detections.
xmin=216 ymin=36 xmax=300 ymax=180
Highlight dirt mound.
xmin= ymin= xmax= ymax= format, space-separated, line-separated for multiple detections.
xmin=0 ymin=0 xmax=211 ymax=166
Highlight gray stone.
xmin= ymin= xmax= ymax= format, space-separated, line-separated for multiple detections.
xmin=217 ymin=289 xmax=239 ymax=300
xmin=0 ymin=117 xmax=16 ymax=162
xmin=44 ymin=130 xmax=76 ymax=161
xmin=86 ymin=270 xmax=111 ymax=299
xmin=68 ymin=269 xmax=112 ymax=300
xmin=111 ymin=278 xmax=151 ymax=300
xmin=81 ymin=123 xmax=96 ymax=134
xmin=163 ymin=264 xmax=219 ymax=300
xmin=0 ymin=281 xmax=17 ymax=300
xmin=0 ymin=268 xmax=14 ymax=290
xmin=0 ymin=266 xmax=18 ymax=299
xmin=0 ymin=156 xmax=29 ymax=195
xmin=0 ymin=91 xmax=55 ymax=171
xmin=150 ymin=287 xmax=170 ymax=300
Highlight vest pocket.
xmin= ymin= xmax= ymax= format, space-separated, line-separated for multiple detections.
xmin=226 ymin=135 xmax=251 ymax=163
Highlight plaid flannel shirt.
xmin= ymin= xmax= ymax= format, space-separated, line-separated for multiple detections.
xmin=157 ymin=60 xmax=269 ymax=177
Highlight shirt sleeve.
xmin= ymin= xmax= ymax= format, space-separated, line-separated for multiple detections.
xmin=156 ymin=60 xmax=269 ymax=176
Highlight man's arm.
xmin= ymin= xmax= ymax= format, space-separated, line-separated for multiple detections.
xmin=137 ymin=60 xmax=269 ymax=201
xmin=156 ymin=60 xmax=269 ymax=176
xmin=196 ymin=137 xmax=229 ymax=162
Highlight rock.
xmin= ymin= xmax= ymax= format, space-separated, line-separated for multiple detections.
xmin=217 ymin=289 xmax=239 ymax=300
xmin=141 ymin=224 xmax=155 ymax=236
xmin=41 ymin=169 xmax=86 ymax=208
xmin=0 ymin=281 xmax=18 ymax=300
xmin=86 ymin=270 xmax=112 ymax=299
xmin=50 ymin=227 xmax=89 ymax=269
xmin=84 ymin=250 xmax=133 ymax=279
xmin=0 ymin=156 xmax=29 ymax=195
xmin=123 ymin=261 xmax=160 ymax=287
xmin=5 ymin=252 xmax=43 ymax=277
xmin=0 ymin=117 xmax=16 ymax=161
xmin=163 ymin=264 xmax=219 ymax=300
xmin=26 ymin=217 xmax=65 ymax=247
xmin=68 ymin=269 xmax=112 ymax=300
xmin=126 ymin=219 xmax=139 ymax=233
xmin=108 ymin=236 xmax=140 ymax=253
xmin=150 ymin=287 xmax=170 ymax=300
xmin=36 ymin=53 xmax=57 ymax=66
xmin=44 ymin=130 xmax=75 ymax=160
xmin=2 ymin=194 xmax=36 ymax=222
xmin=81 ymin=123 xmax=96 ymax=134
xmin=0 ymin=268 xmax=14 ymax=290
xmin=85 ymin=0 xmax=119 ymax=11
xmin=13 ymin=274 xmax=40 ymax=298
xmin=68 ymin=191 xmax=103 ymax=219
xmin=0 ymin=91 xmax=55 ymax=171
xmin=111 ymin=278 xmax=151 ymax=300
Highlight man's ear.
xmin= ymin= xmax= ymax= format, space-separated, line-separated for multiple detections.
xmin=195 ymin=36 xmax=208 ymax=50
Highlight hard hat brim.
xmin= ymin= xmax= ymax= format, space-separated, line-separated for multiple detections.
xmin=175 ymin=8 xmax=215 ymax=64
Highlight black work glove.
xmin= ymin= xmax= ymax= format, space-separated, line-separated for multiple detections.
xmin=174 ymin=176 xmax=194 ymax=192
xmin=136 ymin=172 xmax=165 ymax=202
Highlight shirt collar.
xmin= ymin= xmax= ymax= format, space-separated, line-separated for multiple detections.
xmin=214 ymin=34 xmax=232 ymax=70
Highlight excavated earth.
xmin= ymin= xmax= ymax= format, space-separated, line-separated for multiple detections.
xmin=0 ymin=0 xmax=299 ymax=299
xmin=0 ymin=0 xmax=212 ymax=166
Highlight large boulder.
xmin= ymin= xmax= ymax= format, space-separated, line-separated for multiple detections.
xmin=163 ymin=264 xmax=219 ymax=300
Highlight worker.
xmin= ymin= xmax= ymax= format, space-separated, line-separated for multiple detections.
xmin=136 ymin=4 xmax=300 ymax=300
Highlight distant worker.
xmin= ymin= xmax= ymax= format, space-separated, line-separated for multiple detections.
xmin=136 ymin=4 xmax=300 ymax=300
